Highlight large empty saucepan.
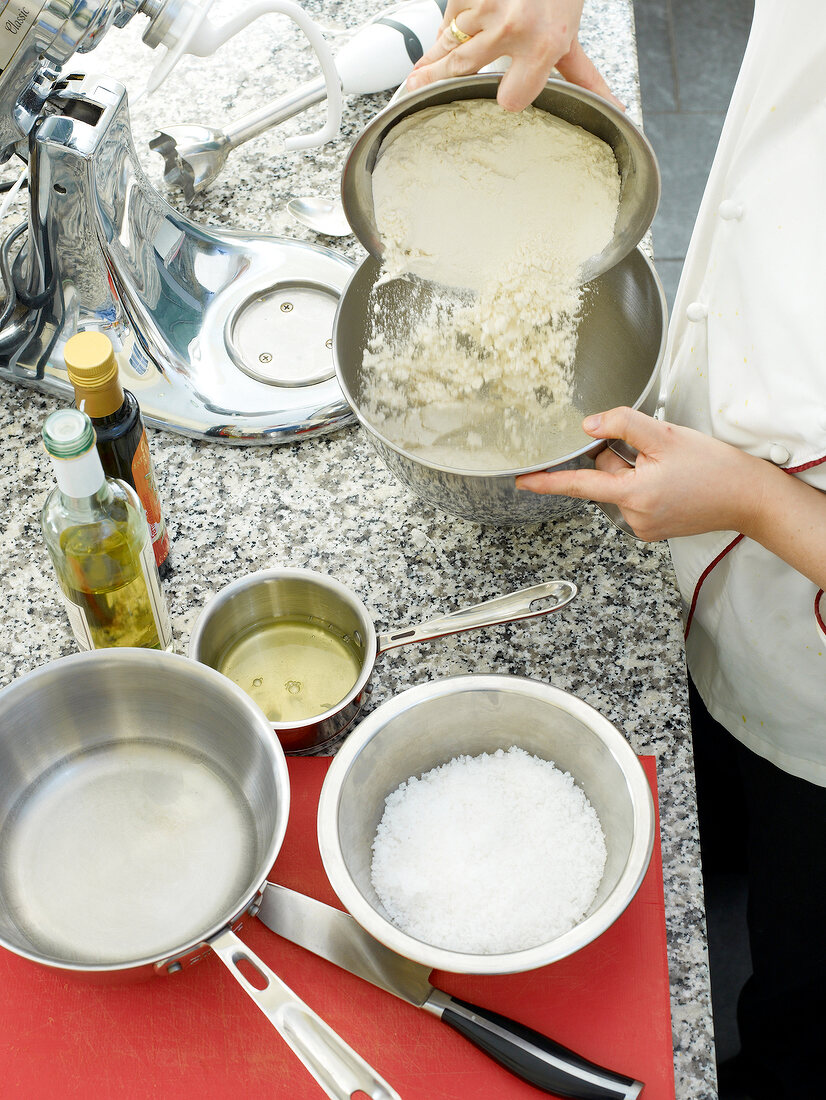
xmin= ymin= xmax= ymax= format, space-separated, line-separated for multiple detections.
xmin=0 ymin=649 xmax=398 ymax=1100
xmin=189 ymin=568 xmax=578 ymax=754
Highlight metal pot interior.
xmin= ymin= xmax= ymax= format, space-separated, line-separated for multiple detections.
xmin=334 ymin=247 xmax=666 ymax=478
xmin=192 ymin=571 xmax=374 ymax=676
xmin=189 ymin=569 xmax=378 ymax=733
xmin=0 ymin=650 xmax=288 ymax=971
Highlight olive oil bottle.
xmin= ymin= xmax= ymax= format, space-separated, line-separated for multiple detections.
xmin=40 ymin=408 xmax=173 ymax=652
xmin=64 ymin=331 xmax=171 ymax=578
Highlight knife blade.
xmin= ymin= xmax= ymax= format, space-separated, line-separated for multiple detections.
xmin=257 ymin=883 xmax=643 ymax=1100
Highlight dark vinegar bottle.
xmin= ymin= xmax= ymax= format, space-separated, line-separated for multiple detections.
xmin=64 ymin=331 xmax=172 ymax=579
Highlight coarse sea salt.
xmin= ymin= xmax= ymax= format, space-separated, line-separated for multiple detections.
xmin=370 ymin=746 xmax=607 ymax=954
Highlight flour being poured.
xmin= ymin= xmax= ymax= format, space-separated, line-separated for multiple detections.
xmin=361 ymin=99 xmax=621 ymax=470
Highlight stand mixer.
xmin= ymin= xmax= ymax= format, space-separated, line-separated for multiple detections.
xmin=150 ymin=0 xmax=446 ymax=203
xmin=0 ymin=0 xmax=443 ymax=443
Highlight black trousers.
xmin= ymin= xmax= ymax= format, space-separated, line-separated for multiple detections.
xmin=689 ymin=679 xmax=826 ymax=1099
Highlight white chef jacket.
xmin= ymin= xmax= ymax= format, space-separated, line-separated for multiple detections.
xmin=662 ymin=0 xmax=826 ymax=784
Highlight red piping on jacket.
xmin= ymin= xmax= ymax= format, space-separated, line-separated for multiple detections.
xmin=684 ymin=534 xmax=745 ymax=640
xmin=683 ymin=455 xmax=825 ymax=640
xmin=787 ymin=454 xmax=826 ymax=474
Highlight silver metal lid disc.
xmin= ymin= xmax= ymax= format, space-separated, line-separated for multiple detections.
xmin=226 ymin=279 xmax=338 ymax=388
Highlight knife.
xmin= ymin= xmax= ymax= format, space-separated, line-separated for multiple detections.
xmin=257 ymin=884 xmax=644 ymax=1100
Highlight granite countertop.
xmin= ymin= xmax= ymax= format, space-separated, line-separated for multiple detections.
xmin=0 ymin=0 xmax=714 ymax=1095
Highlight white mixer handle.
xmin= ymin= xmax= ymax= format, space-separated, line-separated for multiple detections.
xmin=335 ymin=0 xmax=445 ymax=96
xmin=144 ymin=0 xmax=342 ymax=151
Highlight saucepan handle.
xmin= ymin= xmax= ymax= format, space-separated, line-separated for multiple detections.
xmin=431 ymin=991 xmax=643 ymax=1099
xmin=376 ymin=580 xmax=577 ymax=654
xmin=209 ymin=927 xmax=399 ymax=1100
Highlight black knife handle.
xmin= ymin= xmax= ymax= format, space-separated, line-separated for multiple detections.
xmin=437 ymin=994 xmax=644 ymax=1099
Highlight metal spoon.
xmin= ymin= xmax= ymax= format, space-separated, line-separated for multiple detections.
xmin=288 ymin=196 xmax=352 ymax=237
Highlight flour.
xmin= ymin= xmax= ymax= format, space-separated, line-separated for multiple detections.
xmin=361 ymin=99 xmax=621 ymax=471
xmin=373 ymin=100 xmax=620 ymax=292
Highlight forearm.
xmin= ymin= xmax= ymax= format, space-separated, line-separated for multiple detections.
xmin=743 ymin=460 xmax=826 ymax=591
xmin=518 ymin=409 xmax=826 ymax=592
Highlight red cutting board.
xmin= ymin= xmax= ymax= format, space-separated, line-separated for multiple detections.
xmin=0 ymin=757 xmax=675 ymax=1100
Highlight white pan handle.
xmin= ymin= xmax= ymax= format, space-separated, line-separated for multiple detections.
xmin=209 ymin=927 xmax=399 ymax=1100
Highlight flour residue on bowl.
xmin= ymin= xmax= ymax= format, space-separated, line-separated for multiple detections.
xmin=370 ymin=746 xmax=607 ymax=954
xmin=361 ymin=99 xmax=621 ymax=470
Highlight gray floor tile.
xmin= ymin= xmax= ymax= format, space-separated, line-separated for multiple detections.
xmin=633 ymin=0 xmax=677 ymax=112
xmin=672 ymin=0 xmax=754 ymax=112
xmin=652 ymin=258 xmax=683 ymax=312
xmin=704 ymin=871 xmax=751 ymax=1063
xmin=644 ymin=109 xmax=725 ymax=258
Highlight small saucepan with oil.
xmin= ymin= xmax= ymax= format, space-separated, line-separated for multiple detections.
xmin=188 ymin=568 xmax=577 ymax=754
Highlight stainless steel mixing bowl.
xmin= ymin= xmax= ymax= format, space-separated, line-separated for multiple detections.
xmin=317 ymin=675 xmax=655 ymax=976
xmin=341 ymin=74 xmax=660 ymax=284
xmin=333 ymin=246 xmax=667 ymax=525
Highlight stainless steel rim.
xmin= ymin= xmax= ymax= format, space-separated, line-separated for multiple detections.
xmin=332 ymin=247 xmax=668 ymax=478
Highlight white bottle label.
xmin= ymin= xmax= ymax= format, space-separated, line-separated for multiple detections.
xmin=60 ymin=594 xmax=95 ymax=652
xmin=139 ymin=537 xmax=173 ymax=651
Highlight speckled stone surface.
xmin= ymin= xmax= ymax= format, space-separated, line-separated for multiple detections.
xmin=0 ymin=2 xmax=715 ymax=1096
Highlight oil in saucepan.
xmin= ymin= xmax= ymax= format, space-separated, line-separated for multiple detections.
xmin=216 ymin=616 xmax=364 ymax=723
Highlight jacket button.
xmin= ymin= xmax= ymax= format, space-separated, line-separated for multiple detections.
xmin=769 ymin=443 xmax=791 ymax=465
xmin=686 ymin=301 xmax=708 ymax=322
xmin=719 ymin=199 xmax=744 ymax=220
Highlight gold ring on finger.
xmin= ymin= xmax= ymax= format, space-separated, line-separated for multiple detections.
xmin=448 ymin=17 xmax=471 ymax=44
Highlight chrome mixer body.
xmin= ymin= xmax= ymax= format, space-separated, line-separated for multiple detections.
xmin=0 ymin=0 xmax=159 ymax=165
xmin=0 ymin=0 xmax=355 ymax=442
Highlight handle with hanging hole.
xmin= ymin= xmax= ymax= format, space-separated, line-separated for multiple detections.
xmin=209 ymin=927 xmax=400 ymax=1100
xmin=377 ymin=580 xmax=577 ymax=653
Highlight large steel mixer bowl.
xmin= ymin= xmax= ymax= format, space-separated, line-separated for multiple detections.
xmin=341 ymin=74 xmax=661 ymax=284
xmin=317 ymin=675 xmax=655 ymax=975
xmin=333 ymin=246 xmax=667 ymax=525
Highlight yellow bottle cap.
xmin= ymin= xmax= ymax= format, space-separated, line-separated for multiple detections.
xmin=64 ymin=331 xmax=124 ymax=418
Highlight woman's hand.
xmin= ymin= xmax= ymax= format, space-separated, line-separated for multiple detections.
xmin=405 ymin=0 xmax=620 ymax=113
xmin=516 ymin=406 xmax=768 ymax=541
xmin=518 ymin=406 xmax=826 ymax=590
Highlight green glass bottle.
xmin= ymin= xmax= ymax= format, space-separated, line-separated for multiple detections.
xmin=40 ymin=408 xmax=173 ymax=652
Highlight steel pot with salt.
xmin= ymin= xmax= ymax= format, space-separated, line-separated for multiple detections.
xmin=317 ymin=674 xmax=655 ymax=976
